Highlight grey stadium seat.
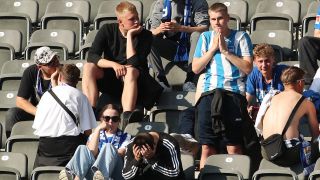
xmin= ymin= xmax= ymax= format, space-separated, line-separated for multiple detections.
xmin=41 ymin=0 xmax=90 ymax=52
xmin=199 ymin=154 xmax=251 ymax=180
xmin=31 ymin=166 xmax=64 ymax=180
xmin=25 ymin=29 xmax=75 ymax=60
xmin=124 ymin=121 xmax=169 ymax=136
xmin=0 ymin=29 xmax=22 ymax=61
xmin=302 ymin=1 xmax=319 ymax=37
xmin=79 ymin=30 xmax=98 ymax=60
xmin=0 ymin=167 xmax=21 ymax=180
xmin=250 ymin=0 xmax=300 ymax=33
xmin=0 ymin=152 xmax=27 ymax=179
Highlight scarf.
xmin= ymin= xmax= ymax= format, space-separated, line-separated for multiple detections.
xmin=162 ymin=0 xmax=192 ymax=62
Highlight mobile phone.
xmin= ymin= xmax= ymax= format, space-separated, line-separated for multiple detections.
xmin=161 ymin=18 xmax=171 ymax=23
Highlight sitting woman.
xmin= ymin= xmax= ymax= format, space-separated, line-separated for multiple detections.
xmin=59 ymin=104 xmax=131 ymax=180
xmin=256 ymin=66 xmax=320 ymax=167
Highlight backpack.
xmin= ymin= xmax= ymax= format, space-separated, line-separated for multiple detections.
xmin=260 ymin=96 xmax=305 ymax=161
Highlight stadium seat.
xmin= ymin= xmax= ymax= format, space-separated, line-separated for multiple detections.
xmin=88 ymin=0 xmax=109 ymax=25
xmin=293 ymin=0 xmax=316 ymax=25
xmin=79 ymin=30 xmax=98 ymax=59
xmin=41 ymin=0 xmax=90 ymax=52
xmin=149 ymin=91 xmax=195 ymax=133
xmin=243 ymin=0 xmax=262 ymax=25
xmin=61 ymin=60 xmax=85 ymax=78
xmin=5 ymin=135 xmax=39 ymax=179
xmin=250 ymin=0 xmax=300 ymax=33
xmin=253 ymin=169 xmax=298 ymax=180
xmin=181 ymin=153 xmax=195 ymax=180
xmin=10 ymin=121 xmax=34 ymax=136
xmin=0 ymin=90 xmax=17 ymax=148
xmin=25 ymin=29 xmax=75 ymax=60
xmin=0 ymin=167 xmax=21 ymax=180
xmin=0 ymin=29 xmax=22 ymax=61
xmin=250 ymin=30 xmax=293 ymax=60
xmin=2 ymin=0 xmax=38 ymax=25
xmin=0 ymin=13 xmax=32 ymax=56
xmin=258 ymin=158 xmax=304 ymax=179
xmin=0 ymin=152 xmax=27 ymax=179
xmin=0 ymin=60 xmax=34 ymax=91
xmin=33 ymin=0 xmax=54 ymax=23
xmin=94 ymin=0 xmax=143 ymax=29
xmin=207 ymin=0 xmax=248 ymax=26
xmin=309 ymin=170 xmax=320 ymax=180
xmin=199 ymin=154 xmax=251 ymax=180
xmin=31 ymin=166 xmax=64 ymax=180
xmin=302 ymin=1 xmax=319 ymax=37
xmin=124 ymin=121 xmax=169 ymax=136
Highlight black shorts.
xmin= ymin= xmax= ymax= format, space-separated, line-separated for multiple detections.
xmin=197 ymin=92 xmax=245 ymax=147
xmin=97 ymin=68 xmax=163 ymax=110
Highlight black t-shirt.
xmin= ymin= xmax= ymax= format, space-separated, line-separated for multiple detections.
xmin=87 ymin=23 xmax=153 ymax=71
xmin=18 ymin=64 xmax=51 ymax=106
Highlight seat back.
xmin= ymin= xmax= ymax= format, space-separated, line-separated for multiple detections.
xmin=6 ymin=135 xmax=40 ymax=179
xmin=302 ymin=1 xmax=319 ymax=37
xmin=309 ymin=170 xmax=320 ymax=180
xmin=11 ymin=121 xmax=34 ymax=136
xmin=0 ymin=167 xmax=21 ymax=180
xmin=94 ymin=0 xmax=143 ymax=29
xmin=80 ymin=30 xmax=98 ymax=59
xmin=250 ymin=30 xmax=293 ymax=59
xmin=259 ymin=159 xmax=304 ymax=179
xmin=42 ymin=0 xmax=90 ymax=52
xmin=207 ymin=0 xmax=248 ymax=25
xmin=201 ymin=154 xmax=251 ymax=180
xmin=0 ymin=152 xmax=27 ymax=178
xmin=25 ymin=29 xmax=75 ymax=60
xmin=7 ymin=0 xmax=38 ymax=24
xmin=156 ymin=91 xmax=195 ymax=108
xmin=124 ymin=122 xmax=169 ymax=136
xmin=253 ymin=169 xmax=298 ymax=180
xmin=0 ymin=29 xmax=22 ymax=53
xmin=31 ymin=166 xmax=64 ymax=180
xmin=255 ymin=0 xmax=300 ymax=25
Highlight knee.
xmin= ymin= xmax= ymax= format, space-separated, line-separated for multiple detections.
xmin=201 ymin=144 xmax=215 ymax=155
xmin=124 ymin=67 xmax=139 ymax=81
xmin=83 ymin=62 xmax=102 ymax=79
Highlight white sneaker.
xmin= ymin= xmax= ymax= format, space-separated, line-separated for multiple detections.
xmin=93 ymin=170 xmax=104 ymax=180
xmin=183 ymin=82 xmax=196 ymax=92
xmin=170 ymin=133 xmax=199 ymax=155
xmin=159 ymin=82 xmax=172 ymax=92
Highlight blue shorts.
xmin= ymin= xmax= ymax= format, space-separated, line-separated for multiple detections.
xmin=197 ymin=92 xmax=245 ymax=147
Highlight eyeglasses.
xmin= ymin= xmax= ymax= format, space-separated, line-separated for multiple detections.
xmin=102 ymin=116 xmax=120 ymax=122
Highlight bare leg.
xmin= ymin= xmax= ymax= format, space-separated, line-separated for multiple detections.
xmin=200 ymin=144 xmax=217 ymax=170
xmin=122 ymin=67 xmax=139 ymax=112
xmin=74 ymin=176 xmax=80 ymax=180
xmin=226 ymin=145 xmax=243 ymax=154
xmin=82 ymin=63 xmax=104 ymax=107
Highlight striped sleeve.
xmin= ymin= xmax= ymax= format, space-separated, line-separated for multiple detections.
xmin=315 ymin=5 xmax=320 ymax=30
xmin=122 ymin=142 xmax=139 ymax=180
xmin=150 ymin=138 xmax=181 ymax=177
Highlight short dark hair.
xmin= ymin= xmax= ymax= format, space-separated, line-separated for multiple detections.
xmin=59 ymin=64 xmax=80 ymax=87
xmin=133 ymin=132 xmax=154 ymax=150
xmin=281 ymin=66 xmax=305 ymax=85
xmin=98 ymin=104 xmax=122 ymax=119
xmin=209 ymin=2 xmax=228 ymax=14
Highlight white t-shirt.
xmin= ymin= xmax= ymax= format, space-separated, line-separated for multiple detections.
xmin=310 ymin=68 xmax=320 ymax=93
xmin=33 ymin=84 xmax=97 ymax=137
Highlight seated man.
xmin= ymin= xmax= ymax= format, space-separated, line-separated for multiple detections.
xmin=59 ymin=104 xmax=131 ymax=180
xmin=246 ymin=43 xmax=287 ymax=120
xmin=298 ymin=4 xmax=320 ymax=83
xmin=82 ymin=1 xmax=163 ymax=122
xmin=33 ymin=64 xmax=96 ymax=167
xmin=5 ymin=46 xmax=60 ymax=137
xmin=122 ymin=132 xmax=185 ymax=180
xmin=256 ymin=66 xmax=320 ymax=167
xmin=148 ymin=0 xmax=209 ymax=91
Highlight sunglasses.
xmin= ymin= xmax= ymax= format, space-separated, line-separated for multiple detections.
xmin=102 ymin=116 xmax=120 ymax=122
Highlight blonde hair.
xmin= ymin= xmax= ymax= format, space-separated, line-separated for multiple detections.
xmin=209 ymin=2 xmax=228 ymax=14
xmin=281 ymin=66 xmax=305 ymax=85
xmin=253 ymin=43 xmax=275 ymax=59
xmin=115 ymin=1 xmax=138 ymax=18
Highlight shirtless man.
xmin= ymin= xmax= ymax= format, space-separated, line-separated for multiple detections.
xmin=260 ymin=66 xmax=319 ymax=165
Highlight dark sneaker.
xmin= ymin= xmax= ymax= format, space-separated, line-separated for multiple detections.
xmin=170 ymin=133 xmax=199 ymax=156
xmin=59 ymin=169 xmax=73 ymax=180
xmin=93 ymin=170 xmax=104 ymax=180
